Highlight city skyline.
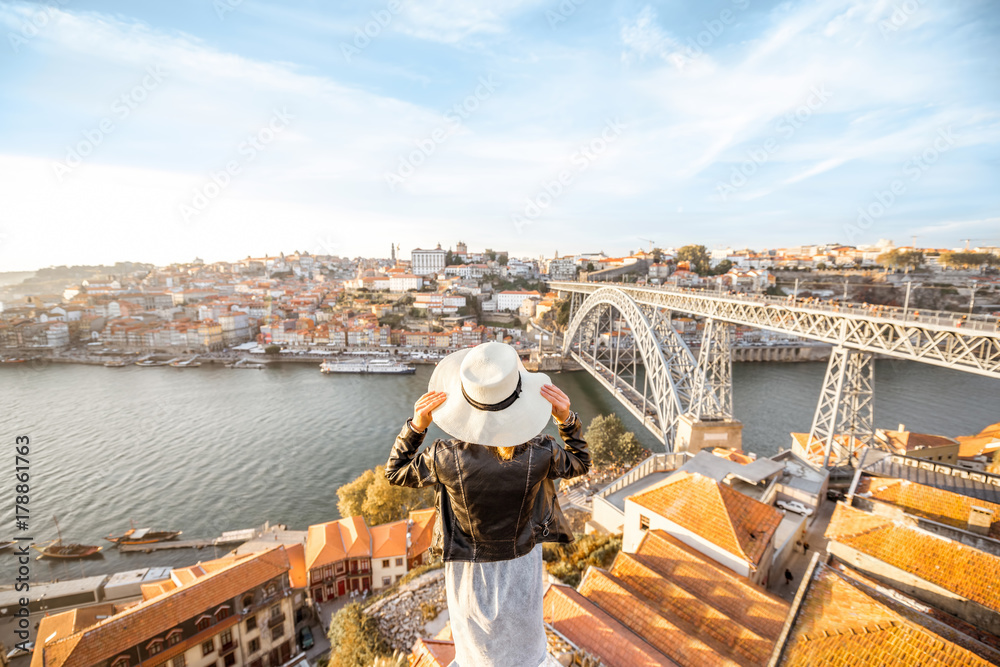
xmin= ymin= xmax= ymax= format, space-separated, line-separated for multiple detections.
xmin=1 ymin=0 xmax=998 ymax=272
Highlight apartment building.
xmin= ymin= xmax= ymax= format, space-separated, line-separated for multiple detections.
xmin=31 ymin=547 xmax=298 ymax=667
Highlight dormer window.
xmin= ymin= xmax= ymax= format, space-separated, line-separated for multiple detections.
xmin=147 ymin=638 xmax=164 ymax=655
xmin=242 ymin=594 xmax=254 ymax=608
xmin=215 ymin=604 xmax=231 ymax=620
xmin=112 ymin=657 xmax=130 ymax=667
xmin=166 ymin=628 xmax=183 ymax=645
xmin=196 ymin=614 xmax=213 ymax=631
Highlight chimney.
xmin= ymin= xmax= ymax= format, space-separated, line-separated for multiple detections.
xmin=898 ymin=423 xmax=906 ymax=432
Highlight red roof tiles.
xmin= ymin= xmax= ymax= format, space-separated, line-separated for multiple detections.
xmin=543 ymin=583 xmax=677 ymax=666
xmin=628 ymin=472 xmax=783 ymax=567
xmin=779 ymin=563 xmax=996 ymax=666
xmin=825 ymin=503 xmax=1000 ymax=614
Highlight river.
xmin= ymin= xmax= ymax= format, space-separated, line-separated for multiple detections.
xmin=1 ymin=358 xmax=997 ymax=583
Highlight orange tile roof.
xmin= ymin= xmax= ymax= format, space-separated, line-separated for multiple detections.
xmin=628 ymin=471 xmax=782 ymax=568
xmin=957 ymin=435 xmax=1000 ymax=458
xmin=306 ymin=515 xmax=372 ymax=570
xmin=578 ymin=566 xmax=742 ymax=667
xmin=825 ymin=503 xmax=1000 ymax=614
xmin=35 ymin=546 xmax=291 ymax=667
xmin=634 ymin=530 xmax=790 ymax=641
xmin=543 ymin=584 xmax=677 ymax=666
xmin=285 ymin=541 xmax=308 ymax=588
xmin=371 ymin=519 xmax=408 ymax=559
xmin=860 ymin=477 xmax=1000 ymax=538
xmin=881 ymin=429 xmax=959 ymax=453
xmin=779 ymin=563 xmax=996 ymax=666
xmin=410 ymin=638 xmax=456 ymax=667
xmin=408 ymin=508 xmax=437 ymax=559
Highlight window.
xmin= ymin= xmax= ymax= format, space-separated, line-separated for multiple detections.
xmin=196 ymin=615 xmax=212 ymax=632
xmin=639 ymin=515 xmax=650 ymax=531
xmin=382 ymin=577 xmax=391 ymax=586
xmin=220 ymin=629 xmax=233 ymax=647
xmin=172 ymin=655 xmax=186 ymax=667
xmin=215 ymin=606 xmax=231 ymax=620
xmin=202 ymin=639 xmax=215 ymax=656
xmin=243 ymin=594 xmax=254 ymax=608
xmin=148 ymin=639 xmax=163 ymax=655
xmin=361 ymin=560 xmax=369 ymax=571
xmin=271 ymin=624 xmax=284 ymax=640
xmin=224 ymin=654 xmax=237 ymax=667
xmin=382 ymin=559 xmax=390 ymax=568
xmin=112 ymin=658 xmax=130 ymax=667
xmin=249 ymin=638 xmax=261 ymax=653
xmin=271 ymin=603 xmax=281 ymax=619
xmin=395 ymin=557 xmax=404 ymax=567
xmin=395 ymin=574 xmax=403 ymax=582
xmin=246 ymin=615 xmax=257 ymax=632
xmin=335 ymin=561 xmax=345 ymax=574
xmin=167 ymin=629 xmax=183 ymax=646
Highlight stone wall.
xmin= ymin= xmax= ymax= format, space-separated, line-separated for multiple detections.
xmin=365 ymin=569 xmax=448 ymax=653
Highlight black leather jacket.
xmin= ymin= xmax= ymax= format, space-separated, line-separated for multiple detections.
xmin=385 ymin=412 xmax=590 ymax=562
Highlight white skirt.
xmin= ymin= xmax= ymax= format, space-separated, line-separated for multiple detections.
xmin=445 ymin=542 xmax=557 ymax=667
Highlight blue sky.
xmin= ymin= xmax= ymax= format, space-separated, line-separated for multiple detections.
xmin=0 ymin=0 xmax=998 ymax=271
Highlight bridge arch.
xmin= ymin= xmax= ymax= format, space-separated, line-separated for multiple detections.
xmin=562 ymin=286 xmax=714 ymax=446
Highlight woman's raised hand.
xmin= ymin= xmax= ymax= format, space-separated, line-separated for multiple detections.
xmin=412 ymin=391 xmax=448 ymax=432
xmin=540 ymin=383 xmax=571 ymax=424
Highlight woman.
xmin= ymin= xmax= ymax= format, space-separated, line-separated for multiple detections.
xmin=385 ymin=341 xmax=590 ymax=667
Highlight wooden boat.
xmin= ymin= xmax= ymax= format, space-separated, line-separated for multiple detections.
xmin=33 ymin=515 xmax=103 ymax=560
xmin=32 ymin=541 xmax=103 ymax=559
xmin=106 ymin=527 xmax=182 ymax=546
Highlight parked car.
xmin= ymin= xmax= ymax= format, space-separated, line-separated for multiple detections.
xmin=777 ymin=500 xmax=815 ymax=517
xmin=299 ymin=625 xmax=314 ymax=650
xmin=6 ymin=642 xmax=34 ymax=659
xmin=826 ymin=489 xmax=846 ymax=502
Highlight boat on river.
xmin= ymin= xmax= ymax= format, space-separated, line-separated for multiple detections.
xmin=106 ymin=526 xmax=183 ymax=546
xmin=32 ymin=516 xmax=103 ymax=560
xmin=320 ymin=357 xmax=416 ymax=374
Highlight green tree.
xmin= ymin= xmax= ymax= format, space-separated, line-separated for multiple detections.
xmin=555 ymin=299 xmax=571 ymax=328
xmin=584 ymin=414 xmax=650 ymax=469
xmin=586 ymin=262 xmax=595 ymax=272
xmin=361 ymin=465 xmax=435 ymax=525
xmin=336 ymin=468 xmax=375 ymax=519
xmin=939 ymin=252 xmax=1000 ymax=269
xmin=327 ymin=602 xmax=391 ymax=667
xmin=712 ymin=259 xmax=733 ymax=275
xmin=676 ymin=245 xmax=711 ymax=275
xmin=877 ymin=249 xmax=924 ymax=271
xmin=499 ymin=254 xmax=509 ymax=266
xmin=264 ymin=344 xmax=281 ymax=355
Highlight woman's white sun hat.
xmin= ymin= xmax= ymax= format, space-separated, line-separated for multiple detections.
xmin=428 ymin=341 xmax=552 ymax=447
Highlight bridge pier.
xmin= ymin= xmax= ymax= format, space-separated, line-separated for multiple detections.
xmin=802 ymin=346 xmax=876 ymax=468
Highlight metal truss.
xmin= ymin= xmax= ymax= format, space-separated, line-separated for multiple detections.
xmin=805 ymin=346 xmax=876 ymax=468
xmin=562 ymin=287 xmax=704 ymax=447
xmin=692 ymin=319 xmax=733 ymax=420
xmin=553 ymin=282 xmax=1000 ymax=379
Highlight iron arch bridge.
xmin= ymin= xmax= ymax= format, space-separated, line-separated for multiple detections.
xmin=554 ymin=281 xmax=1000 ymax=469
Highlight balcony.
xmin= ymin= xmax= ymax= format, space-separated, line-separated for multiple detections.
xmin=268 ymin=611 xmax=286 ymax=628
xmin=220 ymin=639 xmax=239 ymax=656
